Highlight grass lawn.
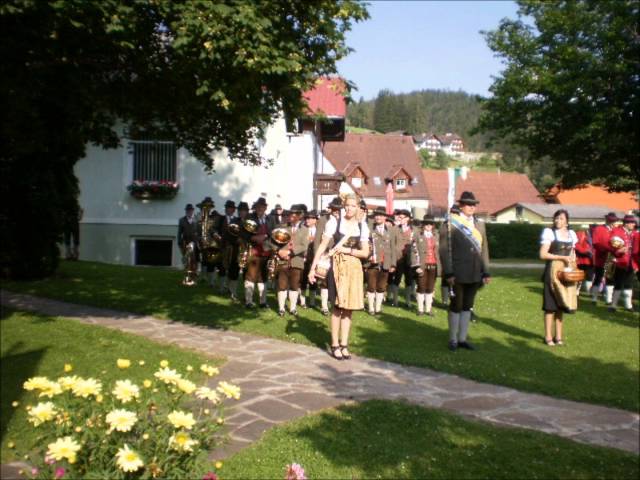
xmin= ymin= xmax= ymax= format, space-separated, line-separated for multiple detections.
xmin=0 ymin=308 xmax=222 ymax=463
xmin=220 ymin=400 xmax=639 ymax=479
xmin=4 ymin=261 xmax=639 ymax=411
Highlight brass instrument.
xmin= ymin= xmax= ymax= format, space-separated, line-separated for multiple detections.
xmin=604 ymin=235 xmax=625 ymax=280
xmin=182 ymin=241 xmax=198 ymax=286
xmin=243 ymin=218 xmax=258 ymax=234
xmin=227 ymin=223 xmax=240 ymax=236
xmin=267 ymin=227 xmax=292 ymax=281
xmin=237 ymin=219 xmax=260 ymax=270
xmin=199 ymin=204 xmax=221 ymax=264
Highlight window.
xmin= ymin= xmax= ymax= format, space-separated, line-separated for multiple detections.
xmin=351 ymin=177 xmax=362 ymax=188
xmin=134 ymin=239 xmax=173 ymax=266
xmin=516 ymin=205 xmax=524 ymax=218
xmin=373 ymin=176 xmax=382 ymax=186
xmin=130 ymin=141 xmax=177 ymax=182
xmin=395 ymin=178 xmax=407 ymax=190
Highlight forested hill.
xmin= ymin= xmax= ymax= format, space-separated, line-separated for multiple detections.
xmin=347 ymin=89 xmax=492 ymax=152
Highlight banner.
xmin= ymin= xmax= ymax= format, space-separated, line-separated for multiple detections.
xmin=385 ymin=181 xmax=394 ymax=215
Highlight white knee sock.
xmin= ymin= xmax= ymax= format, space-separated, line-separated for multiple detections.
xmin=583 ymin=280 xmax=592 ymax=294
xmin=448 ymin=312 xmax=460 ymax=343
xmin=244 ymin=281 xmax=254 ymax=304
xmin=321 ymin=288 xmax=329 ymax=311
xmin=257 ymin=283 xmax=266 ymax=304
xmin=441 ymin=285 xmax=449 ymax=304
xmin=590 ymin=284 xmax=599 ymax=301
xmin=623 ymin=289 xmax=633 ymax=310
xmin=367 ymin=292 xmax=376 ymax=313
xmin=459 ymin=311 xmax=472 ymax=342
xmin=288 ymin=290 xmax=299 ymax=312
xmin=298 ymin=289 xmax=306 ymax=307
xmin=426 ymin=293 xmax=434 ymax=313
xmin=277 ymin=291 xmax=287 ymax=311
xmin=375 ymin=292 xmax=384 ymax=313
xmin=416 ymin=293 xmax=425 ymax=313
xmin=611 ymin=290 xmax=621 ymax=309
xmin=605 ymin=285 xmax=614 ymax=304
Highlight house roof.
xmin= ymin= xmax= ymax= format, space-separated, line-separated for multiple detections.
xmin=302 ymin=77 xmax=347 ymax=118
xmin=503 ymin=203 xmax=627 ymax=220
xmin=547 ymin=185 xmax=638 ymax=212
xmin=437 ymin=133 xmax=462 ymax=146
xmin=323 ymin=133 xmax=428 ymax=199
xmin=422 ymin=169 xmax=545 ymax=215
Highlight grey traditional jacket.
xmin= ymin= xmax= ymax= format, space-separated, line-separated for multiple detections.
xmin=412 ymin=230 xmax=441 ymax=271
xmin=438 ymin=216 xmax=490 ymax=283
xmin=368 ymin=223 xmax=397 ymax=270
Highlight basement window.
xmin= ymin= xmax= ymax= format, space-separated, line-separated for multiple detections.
xmin=134 ymin=239 xmax=173 ymax=266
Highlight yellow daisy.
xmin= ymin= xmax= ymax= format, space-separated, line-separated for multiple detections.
xmin=195 ymin=387 xmax=220 ymax=404
xmin=117 ymin=359 xmax=131 ymax=369
xmin=177 ymin=378 xmax=196 ymax=395
xmin=216 ymin=381 xmax=241 ymax=400
xmin=57 ymin=376 xmax=80 ymax=391
xmin=47 ymin=436 xmax=81 ymax=464
xmin=23 ymin=376 xmax=51 ymax=391
xmin=200 ymin=364 xmax=220 ymax=377
xmin=105 ymin=409 xmax=138 ymax=433
xmin=159 ymin=360 xmax=169 ymax=368
xmin=112 ymin=380 xmax=140 ymax=404
xmin=115 ymin=444 xmax=144 ymax=472
xmin=167 ymin=410 xmax=196 ymax=430
xmin=154 ymin=367 xmax=182 ymax=385
xmin=71 ymin=378 xmax=102 ymax=398
xmin=169 ymin=431 xmax=199 ymax=452
xmin=28 ymin=402 xmax=57 ymax=426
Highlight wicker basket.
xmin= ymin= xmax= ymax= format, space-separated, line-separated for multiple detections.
xmin=557 ymin=270 xmax=585 ymax=284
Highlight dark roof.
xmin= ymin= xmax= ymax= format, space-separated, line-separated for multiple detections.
xmin=323 ymin=133 xmax=428 ymax=199
xmin=422 ymin=169 xmax=545 ymax=215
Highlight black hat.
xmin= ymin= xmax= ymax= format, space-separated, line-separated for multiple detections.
xmin=274 ymin=203 xmax=282 ymax=209
xmin=605 ymin=212 xmax=620 ymax=222
xmin=224 ymin=200 xmax=236 ymax=209
xmin=450 ymin=204 xmax=461 ymax=214
xmin=623 ymin=214 xmax=638 ymax=224
xmin=237 ymin=201 xmax=249 ymax=211
xmin=197 ymin=197 xmax=215 ymax=208
xmin=396 ymin=209 xmax=411 ymax=218
xmin=373 ymin=206 xmax=388 ymax=217
xmin=458 ymin=191 xmax=479 ymax=205
xmin=305 ymin=209 xmax=319 ymax=219
xmin=254 ymin=197 xmax=268 ymax=208
xmin=422 ymin=214 xmax=436 ymax=225
xmin=328 ymin=197 xmax=343 ymax=210
xmin=359 ymin=200 xmax=368 ymax=210
xmin=185 ymin=203 xmax=195 ymax=211
xmin=300 ymin=204 xmax=308 ymax=213
xmin=289 ymin=204 xmax=305 ymax=213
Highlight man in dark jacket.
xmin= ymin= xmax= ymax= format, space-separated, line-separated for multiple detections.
xmin=178 ymin=203 xmax=199 ymax=285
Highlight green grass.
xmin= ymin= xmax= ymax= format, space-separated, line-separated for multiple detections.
xmin=345 ymin=126 xmax=380 ymax=134
xmin=490 ymin=258 xmax=541 ymax=265
xmin=220 ymin=400 xmax=639 ymax=479
xmin=4 ymin=261 xmax=639 ymax=411
xmin=0 ymin=308 xmax=222 ymax=463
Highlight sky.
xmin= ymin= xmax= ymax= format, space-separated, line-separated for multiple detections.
xmin=337 ymin=0 xmax=521 ymax=100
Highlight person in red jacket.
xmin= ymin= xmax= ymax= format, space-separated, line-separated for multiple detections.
xmin=574 ymin=227 xmax=594 ymax=294
xmin=590 ymin=212 xmax=620 ymax=304
xmin=609 ymin=215 xmax=638 ymax=312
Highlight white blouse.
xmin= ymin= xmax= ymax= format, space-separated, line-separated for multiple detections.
xmin=323 ymin=214 xmax=370 ymax=243
xmin=540 ymin=228 xmax=577 ymax=246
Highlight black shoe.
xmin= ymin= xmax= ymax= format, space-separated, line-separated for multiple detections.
xmin=259 ymin=303 xmax=268 ymax=309
xmin=278 ymin=310 xmax=285 ymax=317
xmin=289 ymin=309 xmax=298 ymax=316
xmin=427 ymin=310 xmax=434 ymax=317
xmin=321 ymin=309 xmax=330 ymax=316
xmin=245 ymin=303 xmax=255 ymax=309
xmin=458 ymin=341 xmax=475 ymax=350
xmin=448 ymin=341 xmax=458 ymax=351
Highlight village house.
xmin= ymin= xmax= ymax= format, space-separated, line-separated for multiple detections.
xmin=494 ymin=203 xmax=626 ymax=227
xmin=543 ymin=184 xmax=638 ymax=214
xmin=413 ymin=132 xmax=465 ymax=155
xmin=74 ymin=77 xmax=345 ymax=268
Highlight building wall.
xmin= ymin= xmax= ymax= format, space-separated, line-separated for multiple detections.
xmin=494 ymin=208 xmax=543 ymax=224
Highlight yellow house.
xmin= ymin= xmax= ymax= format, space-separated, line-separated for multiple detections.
xmin=494 ymin=203 xmax=626 ymax=227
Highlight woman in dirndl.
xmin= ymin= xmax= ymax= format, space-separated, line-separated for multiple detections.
xmin=539 ymin=209 xmax=578 ymax=346
xmin=309 ymin=194 xmax=370 ymax=360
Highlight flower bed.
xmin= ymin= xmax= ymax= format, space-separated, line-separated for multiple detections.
xmin=127 ymin=180 xmax=179 ymax=200
xmin=15 ymin=359 xmax=238 ymax=479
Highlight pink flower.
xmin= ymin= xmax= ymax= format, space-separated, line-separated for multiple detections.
xmin=45 ymin=456 xmax=56 ymax=465
xmin=54 ymin=467 xmax=66 ymax=479
xmin=202 ymin=473 xmax=218 ymax=480
xmin=285 ymin=463 xmax=306 ymax=480
xmin=31 ymin=468 xmax=39 ymax=476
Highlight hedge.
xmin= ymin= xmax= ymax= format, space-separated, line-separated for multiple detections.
xmin=485 ymin=223 xmax=546 ymax=259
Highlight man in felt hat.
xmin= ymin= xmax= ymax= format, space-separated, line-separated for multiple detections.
xmin=243 ymin=197 xmax=275 ymax=308
xmin=591 ymin=211 xmax=621 ymax=305
xmin=366 ymin=206 xmax=397 ymax=315
xmin=389 ymin=208 xmax=416 ymax=308
xmin=439 ymin=191 xmax=490 ymax=351
xmin=272 ymin=204 xmax=310 ymax=316
xmin=608 ymin=214 xmax=638 ymax=312
xmin=412 ymin=215 xmax=441 ymax=316
xmin=216 ymin=200 xmax=240 ymax=300
xmin=178 ymin=203 xmax=199 ymax=286
xmin=313 ymin=196 xmax=343 ymax=314
xmin=300 ymin=209 xmax=320 ymax=308
xmin=441 ymin=204 xmax=462 ymax=304
xmin=196 ymin=197 xmax=222 ymax=287
xmin=269 ymin=203 xmax=285 ymax=225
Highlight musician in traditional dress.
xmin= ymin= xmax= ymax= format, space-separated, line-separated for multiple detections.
xmin=439 ymin=192 xmax=490 ymax=351
xmin=389 ymin=209 xmax=416 ymax=308
xmin=412 ymin=215 xmax=440 ymax=316
xmin=243 ymin=197 xmax=275 ymax=308
xmin=591 ymin=212 xmax=620 ymax=304
xmin=273 ymin=204 xmax=309 ymax=316
xmin=539 ymin=209 xmax=578 ymax=346
xmin=309 ymin=194 xmax=370 ymax=360
xmin=314 ymin=197 xmax=343 ymax=315
xmin=574 ymin=226 xmax=594 ymax=294
xmin=365 ymin=207 xmax=396 ymax=315
xmin=218 ymin=200 xmax=241 ymax=301
xmin=178 ymin=203 xmax=199 ymax=286
xmin=608 ymin=215 xmax=638 ymax=312
xmin=300 ymin=210 xmax=319 ymax=308
xmin=196 ymin=197 xmax=221 ymax=287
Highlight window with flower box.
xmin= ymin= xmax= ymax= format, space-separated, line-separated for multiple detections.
xmin=127 ymin=140 xmax=179 ymax=199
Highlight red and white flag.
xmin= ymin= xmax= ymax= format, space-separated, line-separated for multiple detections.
xmin=385 ymin=181 xmax=394 ymax=215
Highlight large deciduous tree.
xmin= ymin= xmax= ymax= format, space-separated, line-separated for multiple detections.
xmin=0 ymin=0 xmax=368 ymax=279
xmin=476 ymin=0 xmax=639 ymax=191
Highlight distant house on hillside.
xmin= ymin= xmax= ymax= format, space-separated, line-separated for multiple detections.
xmin=422 ymin=169 xmax=544 ymax=221
xmin=321 ymin=133 xmax=429 ymax=213
xmin=544 ymin=184 xmax=638 ymax=213
xmin=494 ymin=203 xmax=626 ymax=226
xmin=413 ymin=132 xmax=464 ymax=155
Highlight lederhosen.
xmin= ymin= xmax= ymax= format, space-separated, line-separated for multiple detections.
xmin=391 ymin=226 xmax=414 ymax=287
xmin=276 ymin=223 xmax=303 ymax=292
xmin=301 ymin=226 xmax=316 ymax=292
xmin=222 ymin=216 xmax=241 ymax=281
xmin=327 ymin=217 xmax=362 ymax=305
xmin=366 ymin=225 xmax=391 ymax=294
xmin=416 ymin=233 xmax=438 ymax=294
xmin=542 ymin=230 xmax=574 ymax=313
xmin=246 ymin=218 xmax=269 ymax=283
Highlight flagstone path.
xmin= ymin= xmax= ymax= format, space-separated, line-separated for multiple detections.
xmin=2 ymin=290 xmax=638 ymax=469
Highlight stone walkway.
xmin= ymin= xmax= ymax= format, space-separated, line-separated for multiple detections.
xmin=2 ymin=290 xmax=638 ymax=462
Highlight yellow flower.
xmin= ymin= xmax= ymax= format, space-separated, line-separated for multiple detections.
xmin=106 ymin=409 xmax=138 ymax=433
xmin=186 ymin=365 xmax=193 ymax=372
xmin=167 ymin=410 xmax=196 ymax=430
xmin=23 ymin=376 xmax=51 ymax=391
xmin=143 ymin=379 xmax=152 ymax=388
xmin=195 ymin=387 xmax=220 ymax=404
xmin=96 ymin=394 xmax=103 ymax=403
xmin=112 ymin=380 xmax=140 ymax=404
xmin=169 ymin=431 xmax=198 ymax=452
xmin=57 ymin=376 xmax=80 ymax=391
xmin=75 ymin=426 xmax=82 ymax=433
xmin=28 ymin=402 xmax=57 ymax=426
xmin=138 ymin=360 xmax=145 ymax=366
xmin=215 ymin=461 xmax=223 ymax=469
xmin=39 ymin=381 xmax=62 ymax=398
xmin=117 ymin=358 xmax=131 ymax=369
xmin=7 ymin=441 xmax=15 ymax=449
xmin=200 ymin=364 xmax=219 ymax=377
xmin=115 ymin=444 xmax=144 ymax=473
xmin=177 ymin=379 xmax=196 ymax=395
xmin=154 ymin=367 xmax=182 ymax=385
xmin=204 ymin=408 xmax=210 ymax=415
xmin=160 ymin=360 xmax=169 ymax=368
xmin=11 ymin=401 xmax=19 ymax=407
xmin=64 ymin=364 xmax=73 ymax=373
xmin=47 ymin=436 xmax=81 ymax=464
xmin=142 ymin=433 xmax=150 ymax=440
xmin=72 ymin=378 xmax=102 ymax=398
xmin=217 ymin=381 xmax=241 ymax=400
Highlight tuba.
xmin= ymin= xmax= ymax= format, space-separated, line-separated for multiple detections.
xmin=237 ymin=219 xmax=259 ymax=270
xmin=604 ymin=236 xmax=625 ymax=280
xmin=267 ymin=227 xmax=292 ymax=280
xmin=199 ymin=205 xmax=221 ymax=264
xmin=182 ymin=241 xmax=198 ymax=286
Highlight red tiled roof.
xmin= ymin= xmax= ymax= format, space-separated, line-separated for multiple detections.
xmin=323 ymin=133 xmax=428 ymax=199
xmin=302 ymin=77 xmax=347 ymax=118
xmin=422 ymin=169 xmax=544 ymax=215
xmin=547 ymin=185 xmax=638 ymax=212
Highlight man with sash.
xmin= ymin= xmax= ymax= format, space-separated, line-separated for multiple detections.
xmin=439 ymin=191 xmax=490 ymax=351
xmin=218 ymin=200 xmax=240 ymax=301
xmin=590 ymin=212 xmax=620 ymax=305
xmin=243 ymin=197 xmax=275 ymax=308
xmin=366 ymin=207 xmax=397 ymax=315
xmin=274 ymin=204 xmax=310 ymax=316
xmin=389 ymin=209 xmax=415 ymax=308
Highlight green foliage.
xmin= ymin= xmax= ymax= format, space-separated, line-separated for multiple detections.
xmin=486 ymin=223 xmax=545 ymax=259
xmin=418 ymin=149 xmax=431 ymax=168
xmin=0 ymin=0 xmax=368 ymax=279
xmin=222 ymin=401 xmax=639 ymax=479
xmin=477 ymin=0 xmax=638 ymax=191
xmin=433 ymin=150 xmax=449 ymax=169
